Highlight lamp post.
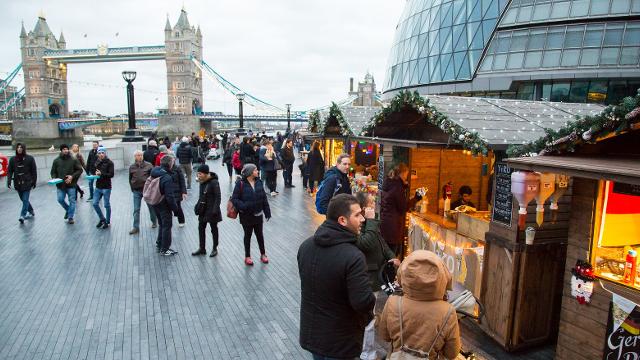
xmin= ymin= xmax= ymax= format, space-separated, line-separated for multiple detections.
xmin=121 ymin=71 xmax=144 ymax=142
xmin=286 ymin=103 xmax=291 ymax=134
xmin=236 ymin=92 xmax=245 ymax=131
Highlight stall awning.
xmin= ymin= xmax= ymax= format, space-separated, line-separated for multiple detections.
xmin=506 ymin=156 xmax=640 ymax=185
xmin=350 ymin=135 xmax=446 ymax=148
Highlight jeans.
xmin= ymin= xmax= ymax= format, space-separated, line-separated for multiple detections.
xmin=57 ymin=187 xmax=77 ymax=219
xmin=132 ymin=190 xmax=157 ymax=229
xmin=17 ymin=190 xmax=34 ymax=218
xmin=87 ymin=176 xmax=95 ymax=198
xmin=180 ymin=163 xmax=192 ymax=189
xmin=93 ymin=188 xmax=112 ymax=223
xmin=283 ymin=161 xmax=294 ymax=186
xmin=198 ymin=220 xmax=219 ymax=250
xmin=154 ymin=204 xmax=173 ymax=250
xmin=242 ymin=222 xmax=265 ymax=258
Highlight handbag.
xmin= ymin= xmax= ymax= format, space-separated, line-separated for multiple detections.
xmin=388 ymin=296 xmax=454 ymax=360
xmin=226 ymin=180 xmax=243 ymax=219
xmin=274 ymin=159 xmax=283 ymax=171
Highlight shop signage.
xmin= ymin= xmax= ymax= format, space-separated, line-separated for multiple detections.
xmin=492 ymin=163 xmax=513 ymax=227
xmin=603 ymin=294 xmax=640 ymax=360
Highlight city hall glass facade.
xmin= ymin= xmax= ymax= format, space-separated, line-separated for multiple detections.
xmin=384 ymin=0 xmax=640 ymax=104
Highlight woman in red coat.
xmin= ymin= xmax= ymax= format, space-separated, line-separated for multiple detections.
xmin=379 ymin=163 xmax=420 ymax=257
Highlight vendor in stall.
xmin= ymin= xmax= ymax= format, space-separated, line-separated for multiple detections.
xmin=451 ymin=185 xmax=476 ymax=209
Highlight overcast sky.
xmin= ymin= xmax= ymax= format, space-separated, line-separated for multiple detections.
xmin=1 ymin=0 xmax=403 ymax=116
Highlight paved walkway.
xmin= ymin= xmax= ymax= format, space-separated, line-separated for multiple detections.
xmin=0 ymin=156 xmax=552 ymax=360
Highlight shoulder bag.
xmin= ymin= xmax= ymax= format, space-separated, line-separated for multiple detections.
xmin=227 ymin=180 xmax=243 ymax=219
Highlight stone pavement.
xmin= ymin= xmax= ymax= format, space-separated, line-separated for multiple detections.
xmin=0 ymin=156 xmax=552 ymax=360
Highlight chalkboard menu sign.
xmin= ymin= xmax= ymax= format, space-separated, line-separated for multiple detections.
xmin=492 ymin=162 xmax=513 ymax=227
xmin=378 ymin=153 xmax=385 ymax=190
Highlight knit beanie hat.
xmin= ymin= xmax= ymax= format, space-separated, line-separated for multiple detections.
xmin=241 ymin=163 xmax=257 ymax=178
xmin=148 ymin=140 xmax=157 ymax=147
xmin=159 ymin=145 xmax=168 ymax=153
xmin=97 ymin=146 xmax=107 ymax=154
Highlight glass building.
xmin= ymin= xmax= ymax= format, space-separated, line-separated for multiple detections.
xmin=383 ymin=0 xmax=640 ymax=104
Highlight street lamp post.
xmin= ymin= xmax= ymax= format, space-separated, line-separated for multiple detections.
xmin=286 ymin=103 xmax=291 ymax=134
xmin=121 ymin=71 xmax=144 ymax=142
xmin=236 ymin=93 xmax=245 ymax=133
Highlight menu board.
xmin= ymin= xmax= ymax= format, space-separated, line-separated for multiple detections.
xmin=492 ymin=162 xmax=513 ymax=227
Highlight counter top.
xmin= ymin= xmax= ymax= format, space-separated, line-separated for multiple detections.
xmin=410 ymin=211 xmax=457 ymax=230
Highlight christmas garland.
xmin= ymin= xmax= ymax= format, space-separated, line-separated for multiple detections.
xmin=360 ymin=90 xmax=489 ymax=155
xmin=307 ymin=110 xmax=321 ymax=132
xmin=322 ymin=102 xmax=353 ymax=136
xmin=507 ymin=90 xmax=640 ymax=157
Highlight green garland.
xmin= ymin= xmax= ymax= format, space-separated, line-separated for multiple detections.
xmin=307 ymin=110 xmax=320 ymax=132
xmin=322 ymin=102 xmax=353 ymax=136
xmin=360 ymin=90 xmax=489 ymax=155
xmin=507 ymin=90 xmax=640 ymax=157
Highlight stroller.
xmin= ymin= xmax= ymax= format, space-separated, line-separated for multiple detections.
xmin=379 ymin=262 xmax=482 ymax=359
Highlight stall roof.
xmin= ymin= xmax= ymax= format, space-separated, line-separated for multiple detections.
xmin=425 ymin=95 xmax=605 ymax=146
xmin=320 ymin=105 xmax=380 ymax=136
xmin=506 ymin=156 xmax=640 ymax=186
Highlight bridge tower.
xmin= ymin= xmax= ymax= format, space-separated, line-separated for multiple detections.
xmin=20 ymin=14 xmax=68 ymax=119
xmin=164 ymin=9 xmax=203 ymax=115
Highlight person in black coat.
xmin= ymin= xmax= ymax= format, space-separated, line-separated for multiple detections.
xmin=297 ymin=194 xmax=375 ymax=359
xmin=7 ymin=143 xmax=37 ymax=223
xmin=86 ymin=141 xmax=99 ymax=201
xmin=169 ymin=162 xmax=187 ymax=226
xmin=143 ymin=140 xmax=160 ymax=167
xmin=151 ymin=155 xmax=180 ymax=256
xmin=281 ymin=139 xmax=296 ymax=188
xmin=175 ymin=138 xmax=194 ymax=190
xmin=240 ymin=137 xmax=256 ymax=166
xmin=231 ymin=163 xmax=272 ymax=266
xmin=307 ymin=140 xmax=325 ymax=193
xmin=192 ymin=165 xmax=222 ymax=257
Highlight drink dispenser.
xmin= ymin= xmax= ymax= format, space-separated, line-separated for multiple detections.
xmin=511 ymin=171 xmax=540 ymax=230
xmin=549 ymin=174 xmax=569 ymax=223
xmin=534 ymin=172 xmax=555 ymax=226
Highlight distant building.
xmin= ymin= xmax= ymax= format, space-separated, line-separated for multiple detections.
xmin=348 ymin=72 xmax=382 ymax=107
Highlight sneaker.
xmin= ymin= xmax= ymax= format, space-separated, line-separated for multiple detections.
xmin=151 ymin=223 xmax=158 ymax=228
xmin=191 ymin=249 xmax=206 ymax=256
xmin=19 ymin=217 xmax=24 ymax=224
xmin=178 ymin=223 xmax=185 ymax=228
xmin=161 ymin=250 xmax=176 ymax=256
xmin=96 ymin=220 xmax=105 ymax=228
xmin=86 ymin=197 xmax=93 ymax=202
xmin=260 ymin=255 xmax=269 ymax=264
xmin=244 ymin=257 xmax=254 ymax=266
xmin=270 ymin=191 xmax=277 ymax=197
xmin=25 ymin=212 xmax=34 ymax=219
xmin=64 ymin=212 xmax=69 ymax=220
xmin=129 ymin=228 xmax=139 ymax=235
xmin=209 ymin=249 xmax=218 ymax=257
xmin=100 ymin=222 xmax=110 ymax=230
xmin=275 ymin=191 xmax=279 ymax=194
xmin=68 ymin=218 xmax=75 ymax=224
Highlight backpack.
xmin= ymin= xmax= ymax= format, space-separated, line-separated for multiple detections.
xmin=315 ymin=176 xmax=342 ymax=215
xmin=143 ymin=175 xmax=164 ymax=205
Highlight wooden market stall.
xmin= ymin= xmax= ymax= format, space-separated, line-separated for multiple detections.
xmin=502 ymin=100 xmax=640 ymax=359
xmin=359 ymin=91 xmax=605 ymax=343
xmin=319 ymin=103 xmax=350 ymax=168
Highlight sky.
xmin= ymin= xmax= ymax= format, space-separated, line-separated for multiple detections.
xmin=0 ymin=0 xmax=404 ymax=116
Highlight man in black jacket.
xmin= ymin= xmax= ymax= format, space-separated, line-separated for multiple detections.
xmin=176 ymin=137 xmax=193 ymax=190
xmin=298 ymin=194 xmax=374 ymax=359
xmin=143 ymin=140 xmax=159 ymax=166
xmin=191 ymin=164 xmax=222 ymax=257
xmin=85 ymin=141 xmax=99 ymax=201
xmin=7 ymin=143 xmax=37 ymax=224
xmin=91 ymin=146 xmax=115 ymax=229
xmin=281 ymin=139 xmax=296 ymax=188
xmin=151 ymin=155 xmax=180 ymax=256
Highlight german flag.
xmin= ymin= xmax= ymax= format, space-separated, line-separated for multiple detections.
xmin=598 ymin=181 xmax=640 ymax=247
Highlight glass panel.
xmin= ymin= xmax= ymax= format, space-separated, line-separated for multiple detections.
xmin=561 ymin=49 xmax=580 ymax=66
xmin=510 ymin=30 xmax=529 ymax=51
xmin=418 ymin=58 xmax=429 ymax=83
xmin=564 ymin=26 xmax=584 ymax=48
xmin=524 ymin=51 xmax=543 ymax=68
xmin=517 ymin=6 xmax=533 ymax=22
xmin=590 ymin=0 xmax=611 ymax=15
xmin=542 ymin=50 xmax=562 ymax=67
xmin=620 ymin=46 xmax=640 ymax=64
xmin=601 ymin=47 xmax=621 ymax=64
xmin=496 ymin=33 xmax=512 ymax=52
xmin=580 ymin=48 xmax=600 ymax=65
xmin=587 ymin=80 xmax=608 ymax=103
xmin=517 ymin=83 xmax=535 ymax=100
xmin=533 ymin=3 xmax=552 ymax=20
xmin=502 ymin=7 xmax=518 ymax=24
xmin=550 ymin=82 xmax=571 ymax=101
xmin=611 ymin=0 xmax=631 ymax=13
xmin=550 ymin=1 xmax=570 ymax=18
xmin=546 ymin=28 xmax=565 ymax=49
xmin=480 ymin=55 xmax=494 ymax=71
xmin=608 ymin=80 xmax=628 ymax=104
xmin=569 ymin=81 xmax=589 ymax=102
xmin=633 ymin=0 xmax=640 ymax=12
xmin=604 ymin=26 xmax=624 ymax=46
xmin=493 ymin=53 xmax=507 ymax=69
xmin=624 ymin=25 xmax=640 ymax=45
xmin=570 ymin=0 xmax=589 ymax=17
xmin=528 ymin=29 xmax=547 ymax=49
xmin=507 ymin=52 xmax=525 ymax=68
xmin=542 ymin=82 xmax=552 ymax=101
xmin=584 ymin=26 xmax=604 ymax=47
